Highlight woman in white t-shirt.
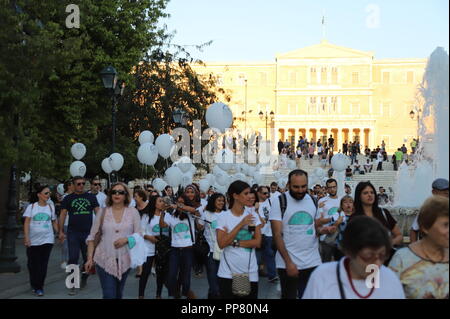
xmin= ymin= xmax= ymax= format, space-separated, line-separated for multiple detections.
xmin=137 ymin=193 xmax=170 ymax=299
xmin=197 ymin=193 xmax=227 ymax=299
xmin=159 ymin=188 xmax=201 ymax=299
xmin=216 ymin=181 xmax=262 ymax=299
xmin=303 ymin=216 xmax=405 ymax=299
xmin=23 ymin=184 xmax=59 ymax=297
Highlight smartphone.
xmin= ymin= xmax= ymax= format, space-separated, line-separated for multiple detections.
xmin=162 ymin=196 xmax=173 ymax=206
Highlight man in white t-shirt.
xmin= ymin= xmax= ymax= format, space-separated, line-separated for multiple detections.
xmin=256 ymin=186 xmax=278 ymax=282
xmin=269 ymin=182 xmax=281 ymax=202
xmin=316 ymin=178 xmax=342 ymax=262
xmin=89 ymin=178 xmax=107 ymax=208
xmin=270 ymin=169 xmax=332 ymax=299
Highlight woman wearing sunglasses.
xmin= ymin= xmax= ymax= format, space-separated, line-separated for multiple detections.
xmin=23 ymin=184 xmax=59 ymax=297
xmin=85 ymin=182 xmax=142 ymax=299
xmin=303 ymin=216 xmax=405 ymax=299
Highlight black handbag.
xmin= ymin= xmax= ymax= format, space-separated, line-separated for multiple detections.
xmin=187 ymin=216 xmax=210 ymax=258
xmin=155 ymin=227 xmax=171 ymax=274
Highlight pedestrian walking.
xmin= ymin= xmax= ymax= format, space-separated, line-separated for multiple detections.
xmin=303 ymin=216 xmax=405 ymax=299
xmin=59 ymin=176 xmax=100 ymax=295
xmin=270 ymin=170 xmax=322 ymax=299
xmin=23 ymin=184 xmax=59 ymax=297
xmin=85 ymin=182 xmax=142 ymax=299
xmin=216 ymin=181 xmax=262 ymax=299
xmin=197 ymin=193 xmax=227 ymax=299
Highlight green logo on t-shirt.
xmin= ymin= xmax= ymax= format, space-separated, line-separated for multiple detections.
xmin=33 ymin=213 xmax=50 ymax=222
xmin=235 ymin=229 xmax=253 ymax=252
xmin=174 ymin=223 xmax=189 ymax=234
xmin=152 ymin=224 xmax=169 ymax=234
xmin=328 ymin=207 xmax=339 ymax=216
xmin=211 ymin=220 xmax=218 ymax=230
xmin=71 ymin=198 xmax=92 ymax=215
xmin=288 ymin=211 xmax=313 ymax=225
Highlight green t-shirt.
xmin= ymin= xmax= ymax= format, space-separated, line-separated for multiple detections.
xmin=395 ymin=151 xmax=403 ymax=161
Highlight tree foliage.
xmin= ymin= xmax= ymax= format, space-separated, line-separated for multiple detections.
xmin=0 ymin=0 xmax=225 ymax=182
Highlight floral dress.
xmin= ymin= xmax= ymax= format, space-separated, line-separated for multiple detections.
xmin=389 ymin=246 xmax=449 ymax=299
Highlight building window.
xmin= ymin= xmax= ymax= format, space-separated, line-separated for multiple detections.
xmin=331 ymin=97 xmax=338 ymax=113
xmin=260 ymin=72 xmax=267 ymax=86
xmin=351 ymin=103 xmax=360 ymax=114
xmin=352 ymin=72 xmax=359 ymax=84
xmin=238 ymin=74 xmax=246 ymax=86
xmin=310 ymin=67 xmax=317 ymax=84
xmin=331 ymin=67 xmax=338 ymax=84
xmin=309 ymin=97 xmax=317 ymax=113
xmin=216 ymin=73 xmax=224 ymax=85
xmin=320 ymin=97 xmax=327 ymax=113
xmin=320 ymin=67 xmax=327 ymax=84
xmin=289 ymin=71 xmax=297 ymax=86
xmin=406 ymin=71 xmax=414 ymax=84
xmin=382 ymin=72 xmax=390 ymax=84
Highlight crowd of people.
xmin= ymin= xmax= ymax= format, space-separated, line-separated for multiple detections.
xmin=22 ymin=171 xmax=448 ymax=299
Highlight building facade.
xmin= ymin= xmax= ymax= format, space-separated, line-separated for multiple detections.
xmin=192 ymin=40 xmax=427 ymax=153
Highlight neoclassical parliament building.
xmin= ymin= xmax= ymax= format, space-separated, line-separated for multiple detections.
xmin=192 ymin=40 xmax=427 ymax=153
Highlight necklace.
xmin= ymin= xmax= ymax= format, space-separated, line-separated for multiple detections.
xmin=344 ymin=258 xmax=375 ymax=299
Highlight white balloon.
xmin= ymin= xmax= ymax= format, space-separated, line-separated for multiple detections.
xmin=165 ymin=166 xmax=183 ymax=187
xmin=215 ymin=149 xmax=234 ymax=171
xmin=138 ymin=131 xmax=154 ymax=145
xmin=180 ymin=172 xmax=194 ymax=188
xmin=155 ymin=134 xmax=175 ymax=159
xmin=189 ymin=163 xmax=197 ymax=175
xmin=57 ymin=184 xmax=65 ymax=196
xmin=232 ymin=173 xmax=246 ymax=182
xmin=71 ymin=143 xmax=86 ymax=160
xmin=137 ymin=143 xmax=158 ymax=166
xmin=253 ymin=172 xmax=263 ymax=185
xmin=215 ymin=171 xmax=229 ymax=186
xmin=247 ymin=166 xmax=257 ymax=177
xmin=213 ymin=165 xmax=225 ymax=176
xmin=205 ymin=174 xmax=215 ymax=185
xmin=101 ymin=158 xmax=113 ymax=174
xmin=109 ymin=153 xmax=124 ymax=171
xmin=240 ymin=163 xmax=249 ymax=175
xmin=20 ymin=172 xmax=31 ymax=183
xmin=199 ymin=179 xmax=211 ymax=193
xmin=70 ymin=161 xmax=86 ymax=177
xmin=177 ymin=156 xmax=192 ymax=173
xmin=314 ymin=167 xmax=325 ymax=178
xmin=331 ymin=153 xmax=350 ymax=172
xmin=153 ymin=178 xmax=167 ymax=192
xmin=205 ymin=102 xmax=233 ymax=133
xmin=277 ymin=178 xmax=287 ymax=189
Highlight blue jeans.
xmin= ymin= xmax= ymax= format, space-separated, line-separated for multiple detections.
xmin=61 ymin=225 xmax=68 ymax=263
xmin=67 ymin=230 xmax=88 ymax=270
xmin=206 ymin=253 xmax=220 ymax=298
xmin=167 ymin=247 xmax=193 ymax=297
xmin=262 ymin=236 xmax=277 ymax=280
xmin=96 ymin=264 xmax=130 ymax=299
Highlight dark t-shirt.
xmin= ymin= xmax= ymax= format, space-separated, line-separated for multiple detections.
xmin=351 ymin=209 xmax=397 ymax=232
xmin=61 ymin=193 xmax=99 ymax=233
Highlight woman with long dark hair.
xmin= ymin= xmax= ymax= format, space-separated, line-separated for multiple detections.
xmin=23 ymin=184 xmax=59 ymax=296
xmin=137 ymin=194 xmax=170 ymax=299
xmin=159 ymin=186 xmax=201 ymax=299
xmin=216 ymin=181 xmax=262 ymax=299
xmin=351 ymin=181 xmax=402 ymax=264
xmin=197 ymin=193 xmax=227 ymax=299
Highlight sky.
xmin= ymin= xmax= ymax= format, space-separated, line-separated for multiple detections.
xmin=162 ymin=0 xmax=449 ymax=61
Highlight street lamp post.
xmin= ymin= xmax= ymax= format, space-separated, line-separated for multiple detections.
xmin=259 ymin=110 xmax=275 ymax=141
xmin=100 ymin=66 xmax=125 ymax=184
xmin=0 ymin=113 xmax=21 ymax=273
xmin=409 ymin=108 xmax=421 ymax=140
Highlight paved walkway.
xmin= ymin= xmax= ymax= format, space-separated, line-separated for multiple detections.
xmin=0 ymin=239 xmax=280 ymax=299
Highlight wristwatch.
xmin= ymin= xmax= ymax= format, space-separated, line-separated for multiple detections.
xmin=232 ymin=239 xmax=240 ymax=248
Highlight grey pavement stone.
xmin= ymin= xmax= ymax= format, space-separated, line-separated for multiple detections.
xmin=1 ymin=239 xmax=281 ymax=299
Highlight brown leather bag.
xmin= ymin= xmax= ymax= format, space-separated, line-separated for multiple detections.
xmin=93 ymin=208 xmax=107 ymax=252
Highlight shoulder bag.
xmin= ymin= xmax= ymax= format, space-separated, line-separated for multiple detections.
xmin=155 ymin=214 xmax=172 ymax=274
xmin=222 ymin=247 xmax=252 ymax=297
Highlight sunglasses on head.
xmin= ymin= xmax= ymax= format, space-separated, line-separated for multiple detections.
xmin=111 ymin=190 xmax=126 ymax=196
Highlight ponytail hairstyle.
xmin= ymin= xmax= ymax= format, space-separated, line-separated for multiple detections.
xmin=29 ymin=184 xmax=50 ymax=203
xmin=227 ymin=180 xmax=251 ymax=210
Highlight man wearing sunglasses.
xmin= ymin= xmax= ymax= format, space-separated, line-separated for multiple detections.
xmin=89 ymin=178 xmax=107 ymax=208
xmin=59 ymin=176 xmax=100 ymax=295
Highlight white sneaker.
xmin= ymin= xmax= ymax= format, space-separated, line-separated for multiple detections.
xmin=61 ymin=262 xmax=67 ymax=270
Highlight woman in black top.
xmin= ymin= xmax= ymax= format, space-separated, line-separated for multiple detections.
xmin=351 ymin=181 xmax=403 ymax=264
